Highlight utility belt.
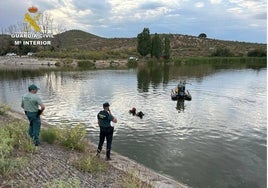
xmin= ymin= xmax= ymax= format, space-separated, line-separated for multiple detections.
xmin=24 ymin=110 xmax=42 ymax=117
xmin=24 ymin=111 xmax=38 ymax=114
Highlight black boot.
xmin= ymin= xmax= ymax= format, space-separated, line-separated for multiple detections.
xmin=105 ymin=149 xmax=111 ymax=161
xmin=96 ymin=149 xmax=101 ymax=158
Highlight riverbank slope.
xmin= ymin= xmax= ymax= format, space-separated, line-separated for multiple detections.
xmin=1 ymin=109 xmax=188 ymax=188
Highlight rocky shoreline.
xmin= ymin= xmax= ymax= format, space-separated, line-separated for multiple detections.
xmin=0 ymin=56 xmax=129 ymax=69
xmin=0 ymin=56 xmax=57 ymax=68
xmin=2 ymin=109 xmax=188 ymax=188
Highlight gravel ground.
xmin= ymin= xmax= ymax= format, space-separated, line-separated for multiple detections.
xmin=1 ymin=143 xmax=125 ymax=188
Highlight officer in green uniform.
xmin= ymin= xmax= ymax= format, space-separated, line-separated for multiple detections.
xmin=21 ymin=84 xmax=45 ymax=146
xmin=96 ymin=102 xmax=117 ymax=160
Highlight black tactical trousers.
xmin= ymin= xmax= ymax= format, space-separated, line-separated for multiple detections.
xmin=97 ymin=126 xmax=114 ymax=159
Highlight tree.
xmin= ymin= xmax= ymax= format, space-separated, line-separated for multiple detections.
xmin=247 ymin=49 xmax=266 ymax=57
xmin=198 ymin=33 xmax=207 ymax=38
xmin=40 ymin=12 xmax=54 ymax=34
xmin=211 ymin=48 xmax=234 ymax=57
xmin=137 ymin=28 xmax=151 ymax=57
xmin=151 ymin=33 xmax=162 ymax=59
xmin=163 ymin=35 xmax=171 ymax=60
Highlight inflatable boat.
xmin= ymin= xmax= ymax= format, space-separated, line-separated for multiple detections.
xmin=171 ymin=88 xmax=192 ymax=101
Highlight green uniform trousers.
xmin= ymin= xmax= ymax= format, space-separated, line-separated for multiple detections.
xmin=25 ymin=111 xmax=41 ymax=146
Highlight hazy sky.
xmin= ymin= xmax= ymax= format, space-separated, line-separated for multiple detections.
xmin=0 ymin=0 xmax=266 ymax=43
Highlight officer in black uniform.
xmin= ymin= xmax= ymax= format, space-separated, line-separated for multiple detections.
xmin=96 ymin=102 xmax=118 ymax=160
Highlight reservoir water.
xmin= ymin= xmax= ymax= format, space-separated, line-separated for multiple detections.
xmin=0 ymin=63 xmax=266 ymax=188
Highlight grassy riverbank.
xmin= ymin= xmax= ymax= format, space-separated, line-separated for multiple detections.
xmin=0 ymin=103 xmax=187 ymax=188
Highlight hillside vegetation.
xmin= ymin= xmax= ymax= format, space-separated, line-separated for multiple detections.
xmin=0 ymin=29 xmax=266 ymax=58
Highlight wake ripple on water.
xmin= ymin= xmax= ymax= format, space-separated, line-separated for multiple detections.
xmin=194 ymin=89 xmax=258 ymax=104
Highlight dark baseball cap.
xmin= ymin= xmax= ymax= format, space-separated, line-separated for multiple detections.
xmin=103 ymin=102 xmax=110 ymax=107
xmin=28 ymin=84 xmax=39 ymax=91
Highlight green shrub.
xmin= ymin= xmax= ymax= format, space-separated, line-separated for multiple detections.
xmin=77 ymin=60 xmax=95 ymax=69
xmin=0 ymin=120 xmax=27 ymax=156
xmin=0 ymin=158 xmax=25 ymax=176
xmin=4 ymin=120 xmax=36 ymax=153
xmin=0 ymin=158 xmax=14 ymax=176
xmin=247 ymin=49 xmax=267 ymax=57
xmin=43 ymin=177 xmax=81 ymax=188
xmin=72 ymin=156 xmax=107 ymax=173
xmin=127 ymin=58 xmax=138 ymax=68
xmin=57 ymin=124 xmax=87 ymax=151
xmin=41 ymin=127 xmax=58 ymax=144
xmin=41 ymin=124 xmax=87 ymax=151
xmin=0 ymin=121 xmax=29 ymax=176
xmin=54 ymin=61 xmax=61 ymax=66
xmin=0 ymin=128 xmax=14 ymax=158
xmin=0 ymin=104 xmax=10 ymax=115
xmin=122 ymin=171 xmax=152 ymax=188
xmin=211 ymin=48 xmax=234 ymax=57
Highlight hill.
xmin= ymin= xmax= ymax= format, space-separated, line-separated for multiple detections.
xmin=53 ymin=30 xmax=137 ymax=52
xmin=0 ymin=29 xmax=266 ymax=58
xmin=52 ymin=30 xmax=266 ymax=57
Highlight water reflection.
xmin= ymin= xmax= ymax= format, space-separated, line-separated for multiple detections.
xmin=0 ymin=68 xmax=47 ymax=80
xmin=137 ymin=68 xmax=150 ymax=92
xmin=0 ymin=61 xmax=266 ymax=188
xmin=163 ymin=63 xmax=170 ymax=85
xmin=1 ymin=60 xmax=266 ymax=90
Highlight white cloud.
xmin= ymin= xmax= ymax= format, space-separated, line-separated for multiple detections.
xmin=195 ymin=2 xmax=205 ymax=8
xmin=107 ymin=0 xmax=182 ymax=23
xmin=0 ymin=0 xmax=266 ymax=43
xmin=227 ymin=7 xmax=243 ymax=14
xmin=226 ymin=0 xmax=266 ymax=22
xmin=210 ymin=0 xmax=222 ymax=4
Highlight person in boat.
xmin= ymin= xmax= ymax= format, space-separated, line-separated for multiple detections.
xmin=177 ymin=81 xmax=186 ymax=97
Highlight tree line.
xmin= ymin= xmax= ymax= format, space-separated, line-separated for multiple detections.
xmin=136 ymin=28 xmax=266 ymax=58
xmin=137 ymin=28 xmax=171 ymax=60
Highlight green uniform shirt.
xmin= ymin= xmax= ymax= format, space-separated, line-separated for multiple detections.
xmin=22 ymin=93 xmax=43 ymax=112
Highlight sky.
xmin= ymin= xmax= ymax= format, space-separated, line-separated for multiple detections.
xmin=0 ymin=0 xmax=267 ymax=43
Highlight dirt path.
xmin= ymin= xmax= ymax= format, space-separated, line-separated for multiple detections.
xmin=2 ymin=143 xmax=124 ymax=188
